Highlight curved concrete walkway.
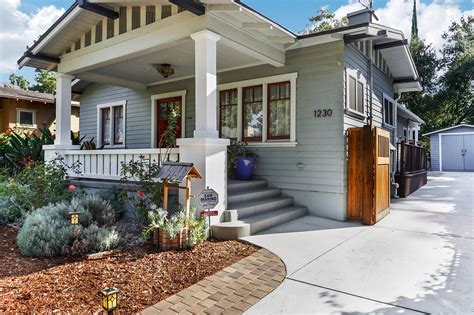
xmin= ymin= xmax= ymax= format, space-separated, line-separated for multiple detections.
xmin=243 ymin=172 xmax=473 ymax=314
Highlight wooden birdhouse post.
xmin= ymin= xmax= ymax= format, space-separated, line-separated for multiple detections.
xmin=157 ymin=162 xmax=202 ymax=227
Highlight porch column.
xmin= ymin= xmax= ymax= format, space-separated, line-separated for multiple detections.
xmin=177 ymin=30 xmax=230 ymax=226
xmin=54 ymin=73 xmax=74 ymax=146
xmin=44 ymin=73 xmax=79 ymax=163
xmin=190 ymin=30 xmax=220 ymax=138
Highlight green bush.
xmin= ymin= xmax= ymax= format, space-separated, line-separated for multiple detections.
xmin=17 ymin=197 xmax=121 ymax=258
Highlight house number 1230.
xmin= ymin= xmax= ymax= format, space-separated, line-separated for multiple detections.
xmin=314 ymin=109 xmax=333 ymax=118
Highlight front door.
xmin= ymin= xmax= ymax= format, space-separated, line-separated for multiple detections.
xmin=157 ymin=97 xmax=182 ymax=147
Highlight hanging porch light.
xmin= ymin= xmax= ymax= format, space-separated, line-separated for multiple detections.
xmin=154 ymin=63 xmax=175 ymax=79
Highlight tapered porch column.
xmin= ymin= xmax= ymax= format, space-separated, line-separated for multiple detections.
xmin=177 ymin=30 xmax=230 ymax=225
xmin=54 ymin=73 xmax=74 ymax=146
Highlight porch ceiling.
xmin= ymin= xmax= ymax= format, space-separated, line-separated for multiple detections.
xmin=76 ymin=38 xmax=262 ymax=87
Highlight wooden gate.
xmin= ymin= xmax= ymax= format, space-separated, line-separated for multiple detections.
xmin=347 ymin=125 xmax=391 ymax=225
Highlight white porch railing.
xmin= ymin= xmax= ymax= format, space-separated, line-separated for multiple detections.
xmin=58 ymin=148 xmax=179 ymax=180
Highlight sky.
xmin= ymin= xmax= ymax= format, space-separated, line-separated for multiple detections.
xmin=0 ymin=0 xmax=472 ymax=85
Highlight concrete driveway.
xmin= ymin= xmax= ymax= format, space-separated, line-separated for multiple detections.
xmin=243 ymin=172 xmax=473 ymax=314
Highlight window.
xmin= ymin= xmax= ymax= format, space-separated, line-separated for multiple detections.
xmin=347 ymin=72 xmax=365 ymax=115
xmin=268 ymin=81 xmax=291 ymax=139
xmin=219 ymin=89 xmax=238 ymax=139
xmin=98 ymin=101 xmax=126 ymax=147
xmin=383 ymin=95 xmax=395 ymax=127
xmin=242 ymin=85 xmax=263 ymax=142
xmin=17 ymin=109 xmax=35 ymax=126
xmin=217 ymin=73 xmax=297 ymax=146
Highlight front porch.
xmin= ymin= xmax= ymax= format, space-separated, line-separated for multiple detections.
xmin=41 ymin=1 xmax=297 ymax=226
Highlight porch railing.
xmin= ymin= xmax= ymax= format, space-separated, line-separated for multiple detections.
xmin=58 ymin=148 xmax=179 ymax=180
xmin=396 ymin=140 xmax=427 ymax=175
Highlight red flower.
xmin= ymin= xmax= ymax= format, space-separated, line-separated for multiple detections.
xmin=138 ymin=190 xmax=145 ymax=199
xmin=68 ymin=184 xmax=77 ymax=191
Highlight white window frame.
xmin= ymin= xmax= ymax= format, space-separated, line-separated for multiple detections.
xmin=16 ymin=108 xmax=37 ymax=128
xmin=382 ymin=93 xmax=396 ymax=129
xmin=150 ymin=90 xmax=186 ymax=148
xmin=345 ymin=68 xmax=366 ymax=119
xmin=218 ymin=72 xmax=298 ymax=148
xmin=97 ymin=100 xmax=127 ymax=148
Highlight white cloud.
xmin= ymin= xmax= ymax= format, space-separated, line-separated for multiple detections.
xmin=0 ymin=0 xmax=64 ymax=74
xmin=334 ymin=0 xmax=474 ymax=53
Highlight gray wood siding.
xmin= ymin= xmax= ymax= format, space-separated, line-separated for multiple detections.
xmin=79 ymin=78 xmax=196 ymax=149
xmin=397 ymin=116 xmax=409 ymax=139
xmin=79 ymin=41 xmax=347 ymax=220
xmin=218 ymin=42 xmax=346 ymax=220
xmin=428 ymin=126 xmax=474 ymax=171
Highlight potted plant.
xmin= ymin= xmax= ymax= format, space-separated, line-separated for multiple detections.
xmin=228 ymin=140 xmax=258 ymax=180
xmin=142 ymin=207 xmax=188 ymax=250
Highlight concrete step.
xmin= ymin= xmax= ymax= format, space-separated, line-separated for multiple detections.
xmin=228 ymin=188 xmax=281 ymax=204
xmin=212 ymin=206 xmax=308 ymax=240
xmin=227 ymin=197 xmax=295 ymax=219
xmin=227 ymin=179 xmax=268 ymax=194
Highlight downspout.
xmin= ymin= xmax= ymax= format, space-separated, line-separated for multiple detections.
xmin=368 ymin=40 xmax=373 ymax=125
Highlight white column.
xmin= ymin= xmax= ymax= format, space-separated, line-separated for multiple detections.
xmin=54 ymin=73 xmax=74 ymax=146
xmin=190 ymin=30 xmax=220 ymax=139
xmin=177 ymin=30 xmax=229 ymax=226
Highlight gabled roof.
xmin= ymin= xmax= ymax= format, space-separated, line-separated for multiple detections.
xmin=0 ymin=87 xmax=54 ymax=103
xmin=423 ymin=124 xmax=474 ymax=136
xmin=397 ymin=103 xmax=424 ymax=124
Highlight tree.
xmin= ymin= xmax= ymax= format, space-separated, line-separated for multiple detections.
xmin=301 ymin=8 xmax=348 ymax=35
xmin=31 ymin=69 xmax=56 ymax=94
xmin=6 ymin=74 xmax=30 ymax=90
xmin=436 ymin=16 xmax=474 ymax=126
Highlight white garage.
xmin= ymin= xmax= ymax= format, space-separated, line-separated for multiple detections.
xmin=424 ymin=124 xmax=474 ymax=172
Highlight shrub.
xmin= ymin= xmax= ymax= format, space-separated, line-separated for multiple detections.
xmin=79 ymin=194 xmax=116 ymax=226
xmin=188 ymin=209 xmax=208 ymax=247
xmin=17 ymin=197 xmax=121 ymax=258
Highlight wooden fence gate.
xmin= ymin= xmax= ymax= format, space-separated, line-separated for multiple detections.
xmin=347 ymin=125 xmax=391 ymax=225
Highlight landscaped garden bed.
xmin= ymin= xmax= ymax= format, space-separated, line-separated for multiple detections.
xmin=0 ymin=225 xmax=258 ymax=313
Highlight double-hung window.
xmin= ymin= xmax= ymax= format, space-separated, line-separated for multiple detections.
xmin=383 ymin=94 xmax=395 ymax=128
xmin=268 ymin=81 xmax=291 ymax=140
xmin=242 ymin=85 xmax=263 ymax=142
xmin=219 ymin=89 xmax=238 ymax=139
xmin=346 ymin=69 xmax=365 ymax=117
xmin=98 ymin=101 xmax=126 ymax=147
xmin=17 ymin=109 xmax=36 ymax=127
xmin=218 ymin=73 xmax=297 ymax=146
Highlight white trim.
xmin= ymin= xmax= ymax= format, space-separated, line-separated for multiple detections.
xmin=439 ymin=133 xmax=442 ymax=171
xmin=16 ymin=108 xmax=37 ymax=128
xmin=150 ymin=90 xmax=187 ymax=148
xmin=423 ymin=124 xmax=474 ymax=136
xmin=218 ymin=72 xmax=298 ymax=143
xmin=96 ymin=100 xmax=127 ymax=148
xmin=382 ymin=93 xmax=396 ymax=129
xmin=345 ymin=67 xmax=366 ymax=118
xmin=246 ymin=141 xmax=297 ymax=148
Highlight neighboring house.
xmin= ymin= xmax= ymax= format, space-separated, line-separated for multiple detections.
xmin=424 ymin=124 xmax=474 ymax=172
xmin=0 ymin=86 xmax=80 ymax=134
xmin=17 ymin=1 xmax=422 ymax=237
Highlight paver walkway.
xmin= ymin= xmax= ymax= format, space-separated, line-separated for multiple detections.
xmin=243 ymin=172 xmax=474 ymax=314
xmin=141 ymin=248 xmax=285 ymax=314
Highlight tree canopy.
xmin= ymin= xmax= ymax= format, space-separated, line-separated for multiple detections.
xmin=301 ymin=8 xmax=348 ymax=34
xmin=5 ymin=70 xmax=56 ymax=94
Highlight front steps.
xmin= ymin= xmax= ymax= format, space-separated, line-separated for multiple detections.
xmin=212 ymin=179 xmax=307 ymax=240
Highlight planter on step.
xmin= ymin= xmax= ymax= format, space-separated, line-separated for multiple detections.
xmin=234 ymin=157 xmax=256 ymax=180
xmin=153 ymin=227 xmax=189 ymax=250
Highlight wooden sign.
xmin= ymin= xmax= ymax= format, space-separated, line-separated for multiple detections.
xmin=200 ymin=210 xmax=218 ymax=217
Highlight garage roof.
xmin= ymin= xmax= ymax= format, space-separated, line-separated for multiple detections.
xmin=423 ymin=124 xmax=474 ymax=136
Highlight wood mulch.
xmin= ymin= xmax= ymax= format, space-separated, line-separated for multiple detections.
xmin=0 ymin=226 xmax=258 ymax=313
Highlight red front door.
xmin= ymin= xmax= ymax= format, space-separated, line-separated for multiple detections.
xmin=157 ymin=97 xmax=182 ymax=147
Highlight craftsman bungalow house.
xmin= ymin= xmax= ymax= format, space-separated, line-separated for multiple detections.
xmin=18 ymin=0 xmax=422 ymax=238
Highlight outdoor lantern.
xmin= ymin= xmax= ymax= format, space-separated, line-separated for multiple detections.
xmin=98 ymin=287 xmax=119 ymax=313
xmin=154 ymin=63 xmax=175 ymax=78
xmin=69 ymin=211 xmax=80 ymax=225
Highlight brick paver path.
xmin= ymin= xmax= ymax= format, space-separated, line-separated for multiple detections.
xmin=141 ymin=248 xmax=286 ymax=314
